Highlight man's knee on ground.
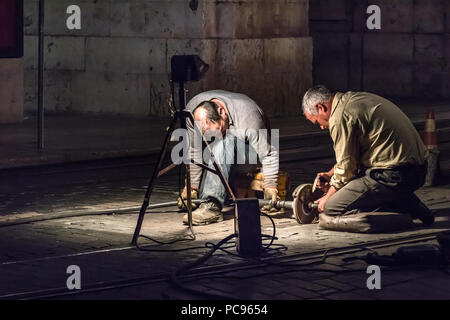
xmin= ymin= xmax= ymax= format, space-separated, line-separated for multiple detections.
xmin=319 ymin=211 xmax=414 ymax=234
xmin=323 ymin=197 xmax=342 ymax=216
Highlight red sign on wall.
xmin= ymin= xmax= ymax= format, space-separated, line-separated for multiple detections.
xmin=0 ymin=0 xmax=23 ymax=58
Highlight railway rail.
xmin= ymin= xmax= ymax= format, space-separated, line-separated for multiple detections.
xmin=0 ymin=230 xmax=445 ymax=300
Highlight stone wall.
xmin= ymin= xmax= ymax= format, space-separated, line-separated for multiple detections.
xmin=0 ymin=58 xmax=24 ymax=124
xmin=24 ymin=0 xmax=313 ymax=117
xmin=310 ymin=0 xmax=450 ymax=99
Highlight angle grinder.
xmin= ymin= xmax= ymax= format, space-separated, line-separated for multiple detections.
xmin=291 ymin=175 xmax=325 ymax=224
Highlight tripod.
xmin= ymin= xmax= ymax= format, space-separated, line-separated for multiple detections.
xmin=131 ymin=80 xmax=236 ymax=245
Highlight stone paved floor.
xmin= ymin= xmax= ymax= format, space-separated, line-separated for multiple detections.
xmin=0 ymin=181 xmax=449 ymax=299
xmin=0 ymin=142 xmax=449 ymax=300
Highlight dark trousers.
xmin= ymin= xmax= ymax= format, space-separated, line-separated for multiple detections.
xmin=324 ymin=165 xmax=431 ymax=219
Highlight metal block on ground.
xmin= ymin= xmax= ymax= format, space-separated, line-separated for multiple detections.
xmin=235 ymin=198 xmax=261 ymax=257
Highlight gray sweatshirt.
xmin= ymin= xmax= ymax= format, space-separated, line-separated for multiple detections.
xmin=185 ymin=90 xmax=279 ymax=189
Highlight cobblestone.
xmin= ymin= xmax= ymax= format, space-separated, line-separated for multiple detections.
xmin=285 ymin=278 xmax=330 ymax=292
xmin=312 ymin=278 xmax=357 ymax=292
xmin=0 ymin=152 xmax=449 ymax=300
xmin=281 ymin=286 xmax=321 ymax=299
xmin=324 ymin=291 xmax=375 ymax=300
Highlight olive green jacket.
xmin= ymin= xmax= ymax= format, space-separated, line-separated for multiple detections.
xmin=329 ymin=91 xmax=427 ymax=190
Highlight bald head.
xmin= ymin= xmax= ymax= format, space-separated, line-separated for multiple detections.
xmin=193 ymin=100 xmax=229 ymax=135
xmin=193 ymin=101 xmax=220 ymax=120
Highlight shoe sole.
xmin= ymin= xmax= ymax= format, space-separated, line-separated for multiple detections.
xmin=183 ymin=216 xmax=224 ymax=226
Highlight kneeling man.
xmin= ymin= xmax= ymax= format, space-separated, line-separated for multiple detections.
xmin=302 ymin=85 xmax=434 ymax=232
xmin=178 ymin=90 xmax=279 ymax=225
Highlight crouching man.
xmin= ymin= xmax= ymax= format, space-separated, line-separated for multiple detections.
xmin=178 ymin=90 xmax=279 ymax=225
xmin=302 ymin=85 xmax=434 ymax=233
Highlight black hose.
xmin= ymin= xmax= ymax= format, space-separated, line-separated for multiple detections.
xmin=168 ymin=233 xmax=238 ymax=300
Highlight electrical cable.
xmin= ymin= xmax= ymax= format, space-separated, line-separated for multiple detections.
xmin=203 ymin=234 xmax=282 ymax=259
xmin=139 ymin=234 xmax=194 ymax=246
xmin=166 ymin=239 xmax=380 ymax=298
xmin=134 ymin=205 xmax=276 ymax=254
xmin=168 ymin=233 xmax=239 ymax=300
xmin=173 ymin=243 xmax=450 ymax=290
xmin=171 ymin=233 xmax=449 ymax=294
xmin=135 ymin=235 xmax=206 ymax=252
xmin=163 ymin=207 xmax=292 ymax=298
xmin=260 ymin=210 xmax=277 ymax=250
xmin=163 ymin=207 xmax=303 ymax=299
xmin=161 ymin=201 xmax=295 ymax=298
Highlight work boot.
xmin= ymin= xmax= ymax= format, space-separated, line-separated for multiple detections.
xmin=416 ymin=208 xmax=435 ymax=226
xmin=183 ymin=201 xmax=223 ymax=225
xmin=393 ymin=196 xmax=435 ymax=227
xmin=410 ymin=202 xmax=435 ymax=226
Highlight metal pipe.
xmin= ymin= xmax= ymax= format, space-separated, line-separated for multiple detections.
xmin=179 ymin=81 xmax=194 ymax=235
xmin=37 ymin=0 xmax=45 ymax=150
xmin=0 ymin=199 xmax=297 ymax=228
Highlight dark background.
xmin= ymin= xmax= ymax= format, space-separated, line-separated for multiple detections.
xmin=0 ymin=0 xmax=23 ymax=58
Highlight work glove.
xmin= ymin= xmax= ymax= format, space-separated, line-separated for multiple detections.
xmin=177 ymin=186 xmax=199 ymax=210
xmin=261 ymin=187 xmax=279 ymax=214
